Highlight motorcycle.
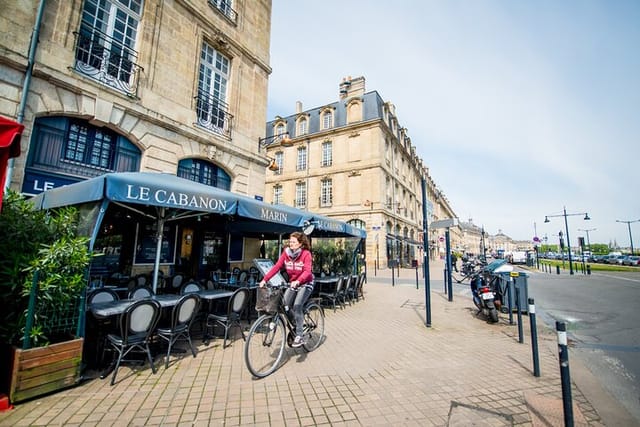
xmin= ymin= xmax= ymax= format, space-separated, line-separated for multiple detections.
xmin=469 ymin=259 xmax=512 ymax=323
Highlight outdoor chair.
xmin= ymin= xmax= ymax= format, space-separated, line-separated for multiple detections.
xmin=319 ymin=276 xmax=345 ymax=312
xmin=88 ymin=288 xmax=119 ymax=304
xmin=355 ymin=272 xmax=365 ymax=301
xmin=128 ymin=285 xmax=154 ymax=300
xmin=87 ymin=288 xmax=120 ymax=367
xmin=180 ymin=280 xmax=203 ymax=294
xmin=170 ymin=274 xmax=184 ymax=292
xmin=103 ymin=298 xmax=161 ymax=386
xmin=205 ymin=287 xmax=250 ymax=348
xmin=156 ymin=293 xmax=201 ymax=368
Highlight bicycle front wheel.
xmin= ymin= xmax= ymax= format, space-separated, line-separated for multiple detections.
xmin=302 ymin=302 xmax=325 ymax=352
xmin=452 ymin=271 xmax=467 ymax=283
xmin=244 ymin=314 xmax=286 ymax=378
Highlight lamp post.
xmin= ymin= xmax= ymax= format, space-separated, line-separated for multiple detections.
xmin=577 ymin=228 xmax=596 ymax=251
xmin=258 ymin=131 xmax=291 ymax=152
xmin=545 ymin=207 xmax=590 ymax=275
xmin=616 ymin=219 xmax=640 ymax=255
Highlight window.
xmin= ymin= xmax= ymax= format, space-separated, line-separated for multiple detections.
xmin=297 ymin=118 xmax=307 ymax=136
xmin=274 ymin=152 xmax=283 ymax=175
xmin=296 ymin=146 xmax=307 ymax=171
xmin=275 ymin=123 xmax=286 ymax=139
xmin=322 ymin=110 xmax=333 ymax=130
xmin=321 ymin=141 xmax=332 ymax=167
xmin=208 ymin=0 xmax=237 ymax=24
xmin=64 ymin=121 xmax=115 ymax=169
xmin=27 ymin=116 xmax=140 ymax=181
xmin=74 ymin=0 xmax=142 ymax=96
xmin=177 ymin=158 xmax=231 ymax=190
xmin=321 ymin=178 xmax=332 ymax=206
xmin=295 ymin=182 xmax=307 ymax=208
xmin=273 ymin=184 xmax=283 ymax=205
xmin=195 ymin=41 xmax=232 ymax=137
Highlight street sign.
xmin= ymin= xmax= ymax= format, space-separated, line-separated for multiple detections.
xmin=438 ymin=236 xmax=445 ymax=243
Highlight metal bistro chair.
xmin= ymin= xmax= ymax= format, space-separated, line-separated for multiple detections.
xmin=318 ymin=276 xmax=345 ymax=312
xmin=128 ymin=285 xmax=154 ymax=300
xmin=87 ymin=288 xmax=120 ymax=367
xmin=104 ymin=298 xmax=162 ymax=386
xmin=180 ymin=280 xmax=203 ymax=295
xmin=156 ymin=293 xmax=201 ymax=368
xmin=344 ymin=274 xmax=360 ymax=304
xmin=205 ymin=287 xmax=250 ymax=348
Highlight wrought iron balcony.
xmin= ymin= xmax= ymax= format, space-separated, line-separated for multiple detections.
xmin=195 ymin=90 xmax=233 ymax=137
xmin=73 ymin=27 xmax=143 ymax=97
xmin=208 ymin=0 xmax=238 ymax=24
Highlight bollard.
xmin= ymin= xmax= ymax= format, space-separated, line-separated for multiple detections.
xmin=506 ymin=277 xmax=514 ymax=325
xmin=415 ymin=265 xmax=419 ymax=289
xmin=556 ymin=321 xmax=575 ymax=427
xmin=391 ymin=263 xmax=395 ymax=287
xmin=443 ymin=268 xmax=447 ymax=294
xmin=529 ymin=298 xmax=540 ymax=377
xmin=586 ymin=264 xmax=591 ymax=275
xmin=516 ymin=285 xmax=524 ymax=343
xmin=556 ymin=265 xmax=561 ymax=275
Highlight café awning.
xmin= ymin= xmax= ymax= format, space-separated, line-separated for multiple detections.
xmin=0 ymin=116 xmax=24 ymax=212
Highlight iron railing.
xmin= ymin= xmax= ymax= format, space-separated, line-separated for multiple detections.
xmin=195 ymin=90 xmax=233 ymax=138
xmin=73 ymin=28 xmax=143 ymax=97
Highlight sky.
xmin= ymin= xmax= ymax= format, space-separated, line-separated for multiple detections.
xmin=266 ymin=0 xmax=640 ymax=249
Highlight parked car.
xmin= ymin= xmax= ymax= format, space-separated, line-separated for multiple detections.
xmin=608 ymin=255 xmax=627 ymax=265
xmin=622 ymin=255 xmax=640 ymax=266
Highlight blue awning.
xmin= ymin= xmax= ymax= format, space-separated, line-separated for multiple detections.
xmin=32 ymin=172 xmax=237 ymax=215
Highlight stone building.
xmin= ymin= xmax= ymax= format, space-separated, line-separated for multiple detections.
xmin=262 ymin=76 xmax=458 ymax=270
xmin=1 ymin=0 xmax=273 ymax=199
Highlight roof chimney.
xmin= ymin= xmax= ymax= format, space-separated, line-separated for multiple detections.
xmin=295 ymin=101 xmax=303 ymax=113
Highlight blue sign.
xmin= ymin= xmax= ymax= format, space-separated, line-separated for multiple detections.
xmin=22 ymin=170 xmax=80 ymax=196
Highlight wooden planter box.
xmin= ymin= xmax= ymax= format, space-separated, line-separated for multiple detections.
xmin=9 ymin=338 xmax=83 ymax=403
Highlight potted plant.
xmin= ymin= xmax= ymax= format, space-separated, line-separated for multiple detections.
xmin=0 ymin=191 xmax=90 ymax=403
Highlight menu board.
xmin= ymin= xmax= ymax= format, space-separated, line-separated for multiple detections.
xmin=134 ymin=222 xmax=176 ymax=265
xmin=253 ymin=258 xmax=287 ymax=287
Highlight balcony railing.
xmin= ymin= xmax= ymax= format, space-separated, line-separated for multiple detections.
xmin=208 ymin=0 xmax=238 ymax=24
xmin=195 ymin=90 xmax=233 ymax=138
xmin=73 ymin=28 xmax=143 ymax=97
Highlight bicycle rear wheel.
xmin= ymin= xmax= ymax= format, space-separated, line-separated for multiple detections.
xmin=244 ymin=314 xmax=286 ymax=378
xmin=302 ymin=302 xmax=325 ymax=352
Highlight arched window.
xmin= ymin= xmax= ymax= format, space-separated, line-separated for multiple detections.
xmin=177 ymin=158 xmax=231 ymax=190
xmin=297 ymin=117 xmax=308 ymax=136
xmin=24 ymin=116 xmax=141 ymax=194
xmin=321 ymin=110 xmax=333 ymax=130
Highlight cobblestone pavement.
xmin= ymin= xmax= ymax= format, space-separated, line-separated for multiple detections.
xmin=0 ymin=264 xmax=623 ymax=426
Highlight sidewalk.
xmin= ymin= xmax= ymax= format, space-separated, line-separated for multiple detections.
xmin=0 ymin=261 xmax=620 ymax=426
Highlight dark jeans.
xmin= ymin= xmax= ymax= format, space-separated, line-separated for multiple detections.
xmin=283 ymin=285 xmax=313 ymax=337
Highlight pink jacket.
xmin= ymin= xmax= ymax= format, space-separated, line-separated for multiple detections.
xmin=263 ymin=248 xmax=314 ymax=288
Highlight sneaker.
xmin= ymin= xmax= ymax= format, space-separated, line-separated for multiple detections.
xmin=291 ymin=335 xmax=305 ymax=348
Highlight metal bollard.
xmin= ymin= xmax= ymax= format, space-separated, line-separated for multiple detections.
xmin=556 ymin=321 xmax=575 ymax=427
xmin=506 ymin=277 xmax=514 ymax=325
xmin=516 ymin=285 xmax=523 ymax=343
xmin=586 ymin=264 xmax=591 ymax=275
xmin=443 ymin=268 xmax=447 ymax=294
xmin=529 ymin=298 xmax=540 ymax=377
xmin=556 ymin=265 xmax=561 ymax=275
xmin=415 ymin=265 xmax=419 ymax=289
xmin=391 ymin=263 xmax=395 ymax=287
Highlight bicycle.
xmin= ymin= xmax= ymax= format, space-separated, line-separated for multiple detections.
xmin=244 ymin=283 xmax=325 ymax=378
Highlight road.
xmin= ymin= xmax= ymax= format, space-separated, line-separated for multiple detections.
xmin=455 ymin=265 xmax=640 ymax=423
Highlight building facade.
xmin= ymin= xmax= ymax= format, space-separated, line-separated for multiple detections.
xmin=263 ymin=76 xmax=458 ymax=270
xmin=1 ymin=0 xmax=273 ymax=199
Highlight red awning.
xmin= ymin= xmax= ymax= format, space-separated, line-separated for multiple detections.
xmin=0 ymin=116 xmax=24 ymax=212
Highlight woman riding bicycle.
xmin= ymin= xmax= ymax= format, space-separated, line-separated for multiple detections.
xmin=259 ymin=231 xmax=314 ymax=348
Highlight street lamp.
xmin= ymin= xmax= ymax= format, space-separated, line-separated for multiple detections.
xmin=258 ymin=131 xmax=291 ymax=152
xmin=616 ymin=219 xmax=640 ymax=255
xmin=577 ymin=228 xmax=596 ymax=251
xmin=544 ymin=207 xmax=590 ymax=275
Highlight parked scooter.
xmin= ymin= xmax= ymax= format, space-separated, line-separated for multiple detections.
xmin=469 ymin=260 xmax=513 ymax=323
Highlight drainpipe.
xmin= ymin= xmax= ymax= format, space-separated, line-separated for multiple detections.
xmin=4 ymin=0 xmax=46 ymax=192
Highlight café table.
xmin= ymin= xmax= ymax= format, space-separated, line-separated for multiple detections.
xmin=88 ymin=289 xmax=233 ymax=377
